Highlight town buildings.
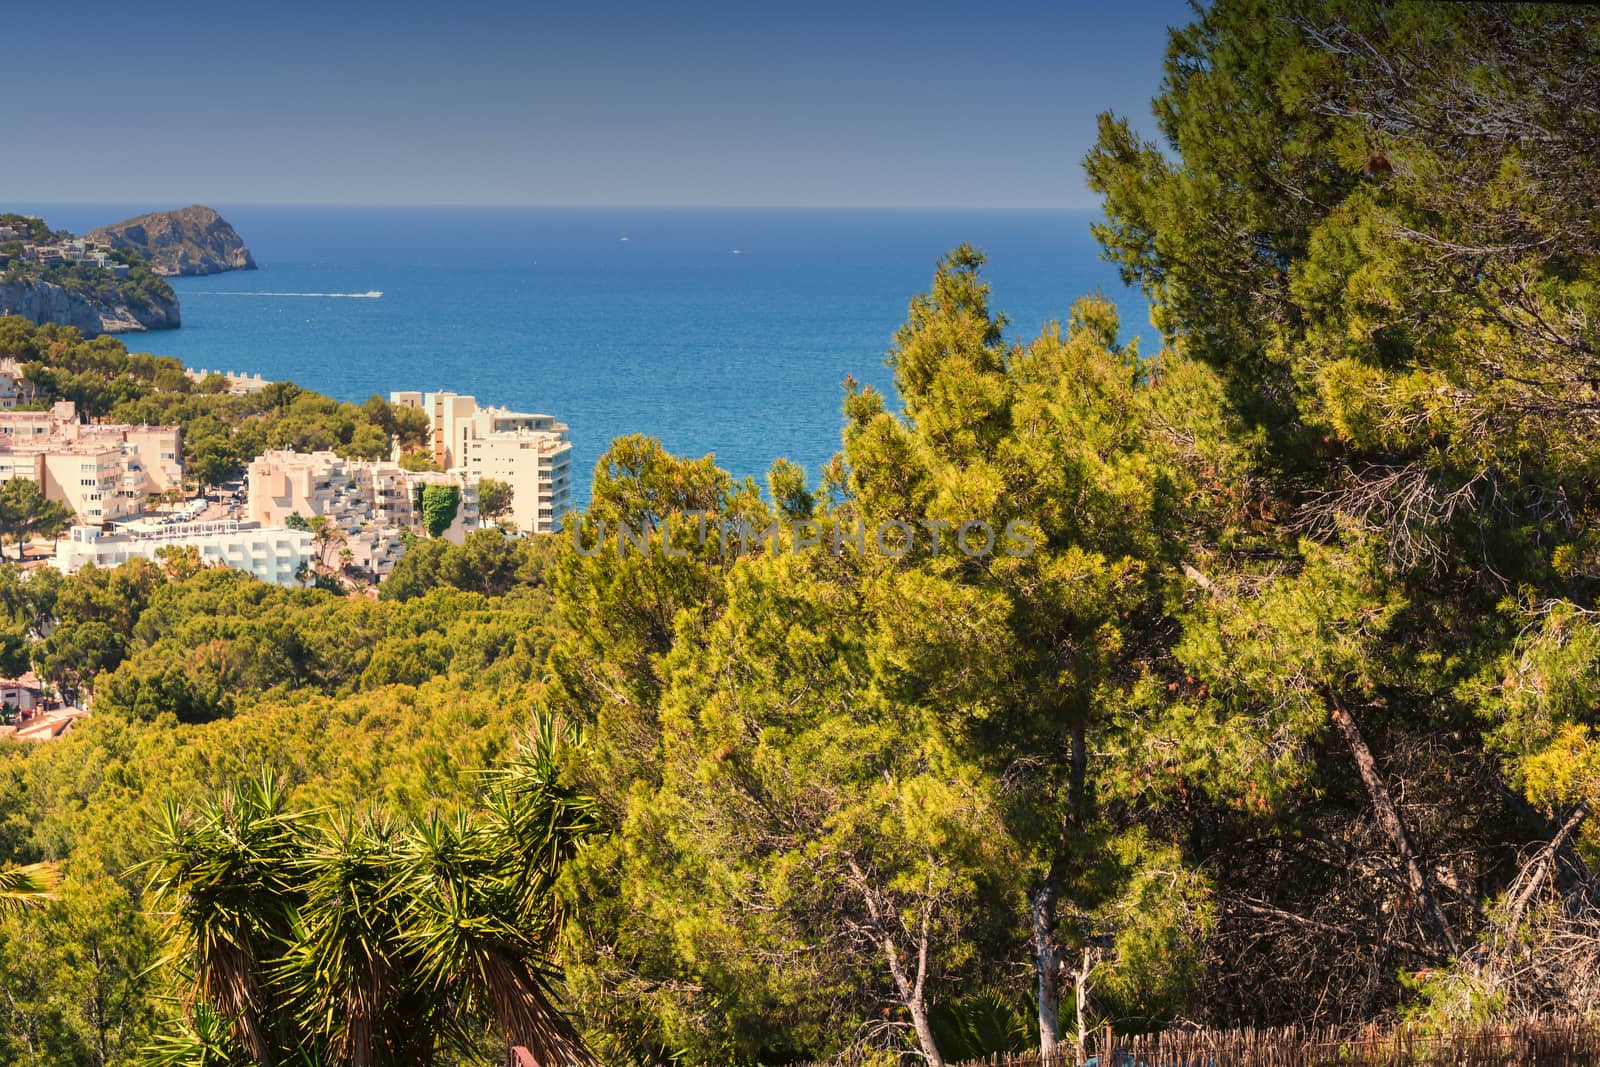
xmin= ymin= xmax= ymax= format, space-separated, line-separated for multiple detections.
xmin=388 ymin=390 xmax=573 ymax=534
xmin=246 ymin=449 xmax=480 ymax=576
xmin=0 ymin=401 xmax=182 ymax=522
xmin=54 ymin=520 xmax=315 ymax=587
xmin=7 ymin=234 xmax=129 ymax=276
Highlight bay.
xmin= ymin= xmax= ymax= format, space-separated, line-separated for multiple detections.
xmin=22 ymin=205 xmax=1155 ymax=504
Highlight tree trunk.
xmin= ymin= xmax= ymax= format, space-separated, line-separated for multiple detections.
xmin=1073 ymin=949 xmax=1096 ymax=1063
xmin=878 ymin=925 xmax=945 ymax=1067
xmin=1069 ymin=721 xmax=1088 ymax=820
xmin=1329 ymin=697 xmax=1458 ymax=954
xmin=851 ymin=861 xmax=947 ymax=1067
xmin=1035 ymin=723 xmax=1089 ymax=1061
xmin=901 ymin=971 xmax=945 ymax=1067
xmin=1032 ymin=876 xmax=1063 ymax=1062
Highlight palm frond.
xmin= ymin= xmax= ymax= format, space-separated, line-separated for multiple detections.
xmin=137 ymin=758 xmax=598 ymax=1067
xmin=0 ymin=860 xmax=60 ymax=911
xmin=274 ymin=810 xmax=446 ymax=1067
xmin=483 ymin=717 xmax=602 ymax=921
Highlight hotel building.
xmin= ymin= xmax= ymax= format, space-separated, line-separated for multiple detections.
xmin=388 ymin=390 xmax=573 ymax=534
xmin=246 ymin=449 xmax=480 ymax=576
xmin=0 ymin=401 xmax=183 ymax=522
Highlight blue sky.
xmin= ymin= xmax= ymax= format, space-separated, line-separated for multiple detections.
xmin=5 ymin=0 xmax=1189 ymax=207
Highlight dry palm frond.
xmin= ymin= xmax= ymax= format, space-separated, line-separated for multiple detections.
xmin=0 ymin=860 xmax=59 ymax=911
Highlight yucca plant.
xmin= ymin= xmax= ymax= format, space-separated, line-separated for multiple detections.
xmin=140 ymin=771 xmax=310 ymax=1065
xmin=273 ymin=811 xmax=448 ymax=1067
xmin=395 ymin=810 xmax=592 ymax=1067
xmin=137 ymin=1002 xmax=252 ymax=1067
xmin=139 ymin=720 xmax=600 ymax=1067
xmin=483 ymin=715 xmax=602 ymax=923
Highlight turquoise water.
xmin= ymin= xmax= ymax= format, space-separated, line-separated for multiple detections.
xmin=26 ymin=206 xmax=1154 ymax=503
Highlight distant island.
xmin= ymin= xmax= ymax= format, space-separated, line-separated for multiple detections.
xmin=0 ymin=212 xmax=179 ymax=335
xmin=90 ymin=204 xmax=256 ymax=277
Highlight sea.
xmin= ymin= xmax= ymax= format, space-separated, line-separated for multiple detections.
xmin=23 ymin=205 xmax=1155 ymax=506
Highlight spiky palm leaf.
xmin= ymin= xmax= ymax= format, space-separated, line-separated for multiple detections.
xmin=137 ymin=1001 xmax=335 ymax=1067
xmin=137 ymin=1002 xmax=248 ymax=1067
xmin=483 ymin=718 xmax=602 ymax=923
xmin=0 ymin=859 xmax=59 ymax=911
xmin=141 ymin=733 xmax=600 ymax=1067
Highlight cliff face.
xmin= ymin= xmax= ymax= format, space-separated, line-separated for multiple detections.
xmin=89 ymin=205 xmax=257 ymax=276
xmin=0 ymin=279 xmax=180 ymax=336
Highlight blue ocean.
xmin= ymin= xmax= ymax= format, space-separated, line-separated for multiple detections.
xmin=26 ymin=206 xmax=1154 ymax=504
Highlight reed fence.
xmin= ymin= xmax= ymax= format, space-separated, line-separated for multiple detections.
xmin=790 ymin=1016 xmax=1600 ymax=1067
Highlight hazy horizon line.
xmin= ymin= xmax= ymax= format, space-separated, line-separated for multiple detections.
xmin=9 ymin=200 xmax=1102 ymax=213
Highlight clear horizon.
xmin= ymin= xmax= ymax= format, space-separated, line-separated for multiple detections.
xmin=12 ymin=202 xmax=1109 ymax=211
xmin=7 ymin=0 xmax=1186 ymax=209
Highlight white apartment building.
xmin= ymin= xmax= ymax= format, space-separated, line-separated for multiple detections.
xmin=389 ymin=390 xmax=573 ymax=534
xmin=246 ymin=450 xmax=480 ymax=576
xmin=54 ymin=521 xmax=314 ymax=587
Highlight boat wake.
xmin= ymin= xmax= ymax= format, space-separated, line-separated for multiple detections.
xmin=191 ymin=290 xmax=384 ymax=298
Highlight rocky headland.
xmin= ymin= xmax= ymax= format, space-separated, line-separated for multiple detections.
xmin=89 ymin=205 xmax=256 ymax=277
xmin=0 ymin=277 xmax=180 ymax=335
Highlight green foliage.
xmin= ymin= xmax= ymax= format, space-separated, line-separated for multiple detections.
xmin=548 ymin=255 xmax=1235 ymax=1063
xmin=382 ymin=528 xmax=552 ymax=602
xmin=765 ymin=458 xmax=813 ymax=520
xmin=1082 ymin=0 xmax=1600 ymax=1024
xmin=0 ymin=476 xmax=72 ymax=558
xmin=419 ymin=483 xmax=460 ymax=538
xmin=398 ymin=451 xmax=443 ymax=473
xmin=38 ymin=562 xmax=555 ymax=723
xmin=562 ymin=545 xmax=1019 ymax=1065
xmin=0 ymin=566 xmax=59 ymax=677
xmin=477 ymin=476 xmax=514 ymax=521
xmin=139 ymin=752 xmax=595 ymax=1066
xmin=0 ymin=873 xmax=162 ymax=1065
xmin=0 ymin=546 xmax=570 ymax=1063
xmin=35 ymin=619 xmax=124 ymax=704
xmin=361 ymin=394 xmax=430 ymax=451
xmin=7 ymin=5 xmax=1600 ymax=1056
